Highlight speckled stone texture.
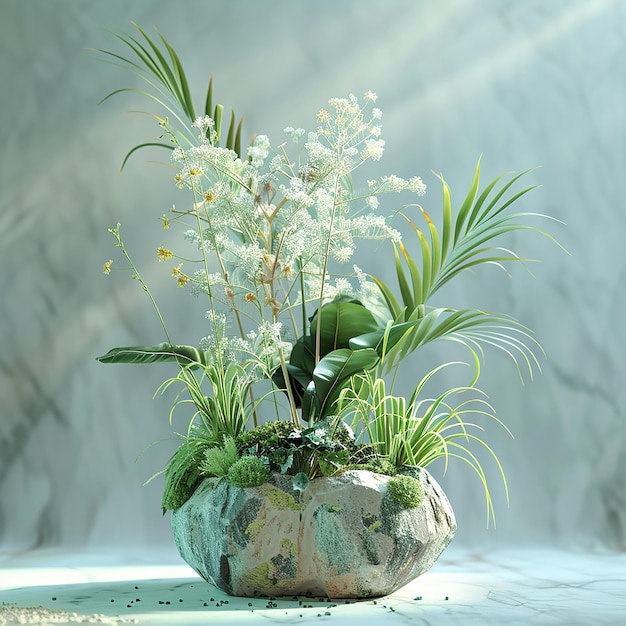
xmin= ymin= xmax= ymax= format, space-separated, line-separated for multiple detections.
xmin=171 ymin=469 xmax=456 ymax=598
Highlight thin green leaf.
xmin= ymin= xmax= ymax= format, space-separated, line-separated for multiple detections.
xmin=453 ymin=156 xmax=481 ymax=244
xmin=156 ymin=27 xmax=196 ymax=119
xmin=226 ymin=110 xmax=236 ymax=151
xmin=205 ymin=75 xmax=213 ymax=117
xmin=119 ymin=141 xmax=174 ymax=172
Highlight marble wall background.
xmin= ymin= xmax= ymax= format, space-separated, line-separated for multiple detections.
xmin=1 ymin=0 xmax=624 ymax=552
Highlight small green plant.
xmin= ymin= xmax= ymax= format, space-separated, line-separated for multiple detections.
xmin=158 ymin=424 xmax=216 ymax=513
xmin=227 ymin=456 xmax=270 ymax=488
xmin=200 ymin=436 xmax=239 ymax=477
xmin=387 ymin=475 xmax=424 ymax=508
xmin=238 ymin=417 xmax=354 ymax=479
xmin=338 ymin=367 xmax=510 ymax=525
xmin=235 ymin=421 xmax=297 ymax=456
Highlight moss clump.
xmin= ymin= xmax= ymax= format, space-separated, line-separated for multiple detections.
xmin=347 ymin=456 xmax=398 ymax=477
xmin=365 ymin=456 xmax=398 ymax=476
xmin=162 ymin=463 xmax=203 ymax=512
xmin=387 ymin=474 xmax=424 ymax=508
xmin=227 ymin=455 xmax=269 ymax=488
xmin=235 ymin=421 xmax=295 ymax=455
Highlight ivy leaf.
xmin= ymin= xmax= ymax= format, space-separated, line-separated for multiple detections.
xmin=292 ymin=472 xmax=310 ymax=493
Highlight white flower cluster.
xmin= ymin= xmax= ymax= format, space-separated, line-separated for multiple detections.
xmin=166 ymin=93 xmax=427 ymax=362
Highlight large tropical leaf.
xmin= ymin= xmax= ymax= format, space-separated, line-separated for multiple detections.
xmin=303 ymin=348 xmax=380 ymax=421
xmin=273 ymin=300 xmax=381 ymax=408
xmin=97 ymin=343 xmax=206 ymax=367
xmin=309 ymin=300 xmax=380 ymax=356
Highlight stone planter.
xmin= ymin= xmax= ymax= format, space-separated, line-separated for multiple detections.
xmin=172 ymin=468 xmax=455 ymax=598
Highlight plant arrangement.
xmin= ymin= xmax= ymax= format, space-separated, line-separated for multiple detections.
xmin=97 ymin=25 xmax=558 ymax=527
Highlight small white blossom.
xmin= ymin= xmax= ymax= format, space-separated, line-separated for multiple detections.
xmin=334 ymin=277 xmax=353 ymax=295
xmin=363 ymin=139 xmax=385 ymax=161
xmin=408 ymin=176 xmax=427 ymax=196
xmin=247 ymin=134 xmax=271 ymax=167
xmin=366 ymin=195 xmax=380 ymax=210
xmin=284 ymin=126 xmax=306 ymax=142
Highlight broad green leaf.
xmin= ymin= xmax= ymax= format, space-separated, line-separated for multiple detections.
xmin=292 ymin=472 xmax=310 ymax=492
xmin=312 ymin=348 xmax=379 ymax=418
xmin=97 ymin=343 xmax=205 ymax=367
xmin=309 ymin=301 xmax=380 ymax=357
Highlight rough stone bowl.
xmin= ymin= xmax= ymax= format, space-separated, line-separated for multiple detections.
xmin=172 ymin=468 xmax=456 ymax=598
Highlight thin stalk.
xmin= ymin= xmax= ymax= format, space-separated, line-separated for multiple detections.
xmin=110 ymin=225 xmax=173 ymax=347
xmin=315 ymin=174 xmax=342 ymax=364
xmin=299 ymin=258 xmax=308 ymax=337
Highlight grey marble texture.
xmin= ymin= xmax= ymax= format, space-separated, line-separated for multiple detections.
xmin=1 ymin=548 xmax=625 ymax=625
xmin=1 ymin=0 xmax=625 ymax=554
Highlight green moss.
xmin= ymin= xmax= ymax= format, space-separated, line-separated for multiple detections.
xmin=280 ymin=538 xmax=297 ymax=557
xmin=261 ymin=485 xmax=301 ymax=510
xmin=235 ymin=421 xmax=295 ymax=455
xmin=347 ymin=457 xmax=398 ymax=476
xmin=387 ymin=474 xmax=424 ymax=508
xmin=227 ymin=456 xmax=269 ymax=488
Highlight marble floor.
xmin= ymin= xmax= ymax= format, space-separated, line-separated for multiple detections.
xmin=0 ymin=547 xmax=624 ymax=625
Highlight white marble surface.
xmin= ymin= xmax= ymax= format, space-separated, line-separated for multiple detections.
xmin=1 ymin=548 xmax=625 ymax=625
xmin=1 ymin=0 xmax=625 ymax=553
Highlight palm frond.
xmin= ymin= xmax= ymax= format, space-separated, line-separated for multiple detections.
xmin=96 ymin=24 xmax=247 ymax=169
xmin=371 ymin=159 xmax=561 ymax=379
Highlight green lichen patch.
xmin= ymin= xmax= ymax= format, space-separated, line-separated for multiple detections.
xmin=245 ymin=519 xmax=266 ymax=540
xmin=314 ymin=506 xmax=360 ymax=575
xmin=261 ymin=485 xmax=301 ymax=510
xmin=240 ymin=560 xmax=273 ymax=592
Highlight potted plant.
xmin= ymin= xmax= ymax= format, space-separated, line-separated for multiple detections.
xmin=97 ymin=25 xmax=558 ymax=599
